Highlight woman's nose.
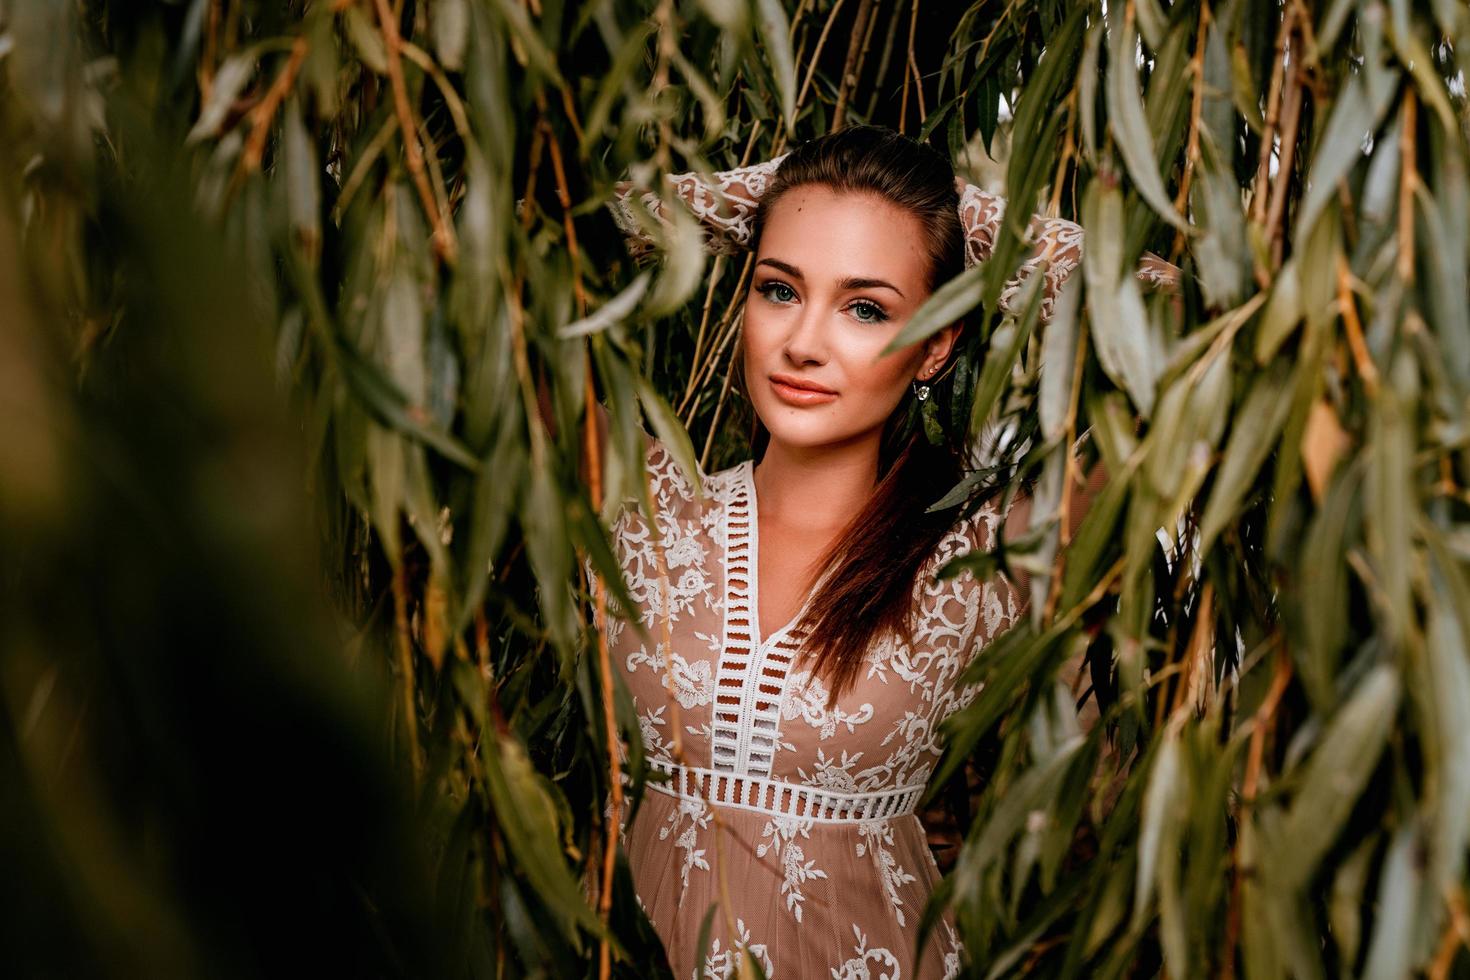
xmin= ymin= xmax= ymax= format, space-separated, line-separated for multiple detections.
xmin=782 ymin=305 xmax=829 ymax=366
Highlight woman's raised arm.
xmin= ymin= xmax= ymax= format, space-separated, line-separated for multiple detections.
xmin=607 ymin=154 xmax=788 ymax=259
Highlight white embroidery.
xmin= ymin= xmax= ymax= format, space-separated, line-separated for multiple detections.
xmin=756 ymin=816 xmax=829 ymax=922
xmin=699 ymin=918 xmax=774 ymax=980
xmin=856 ymin=820 xmax=919 ymax=927
xmin=831 ymin=925 xmax=902 ymax=980
xmin=660 ymin=797 xmax=712 ymax=893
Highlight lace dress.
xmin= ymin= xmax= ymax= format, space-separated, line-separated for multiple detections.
xmin=594 ymin=443 xmax=1028 ymax=979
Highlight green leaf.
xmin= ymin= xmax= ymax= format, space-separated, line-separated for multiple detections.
xmin=283 ymin=96 xmax=320 ymax=263
xmin=1197 ymin=359 xmax=1294 ymax=556
xmin=1038 ymin=276 xmax=1081 ymax=441
xmin=488 ymin=0 xmax=565 ymax=84
xmin=969 ymin=277 xmax=1041 ymax=432
xmin=1293 ymin=77 xmax=1394 ymax=242
xmin=558 ymin=271 xmax=651 ymax=338
xmin=633 ymin=375 xmax=703 ymax=498
xmin=1132 ymin=732 xmax=1180 ymax=932
xmin=1253 ymin=259 xmax=1302 ymax=363
xmin=1082 ymin=181 xmax=1164 ymax=415
xmin=754 ymin=0 xmax=796 ymax=128
xmin=1360 ymin=823 xmax=1422 ymax=980
xmin=344 ymin=6 xmax=389 ymax=75
xmin=1106 ymin=20 xmax=1188 ymax=232
xmin=1276 ymin=665 xmax=1401 ymax=887
xmin=882 ymin=259 xmax=986 ymax=354
xmin=432 ymin=0 xmax=469 ymax=71
xmin=187 ymin=52 xmax=256 ymax=142
xmin=480 ymin=736 xmax=607 ymax=950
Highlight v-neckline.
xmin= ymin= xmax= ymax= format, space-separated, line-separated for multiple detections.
xmin=740 ymin=460 xmax=817 ymax=650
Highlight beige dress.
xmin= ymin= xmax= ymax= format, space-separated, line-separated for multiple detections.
xmin=596 ymin=441 xmax=1028 ymax=979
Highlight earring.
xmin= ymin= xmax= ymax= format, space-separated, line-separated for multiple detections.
xmin=912 ymin=378 xmax=931 ymax=401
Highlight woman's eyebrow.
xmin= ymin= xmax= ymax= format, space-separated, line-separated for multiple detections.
xmin=838 ymin=276 xmax=905 ymax=298
xmin=757 ymin=258 xmax=906 ymax=299
xmin=756 ymin=257 xmax=803 ymax=278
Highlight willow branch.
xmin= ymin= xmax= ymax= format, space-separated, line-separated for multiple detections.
xmin=832 ymin=0 xmax=876 ymax=131
xmin=1397 ymin=89 xmax=1417 ymax=284
xmin=373 ymin=0 xmax=458 ymax=263
xmin=233 ymin=34 xmax=310 ymax=184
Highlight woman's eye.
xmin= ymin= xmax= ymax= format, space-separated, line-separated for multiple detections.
xmin=849 ymin=301 xmax=888 ymax=323
xmin=760 ymin=282 xmax=797 ymax=304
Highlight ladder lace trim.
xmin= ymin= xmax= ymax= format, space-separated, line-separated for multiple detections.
xmin=648 ymin=759 xmax=924 ymax=824
xmin=711 ymin=461 xmax=806 ymax=778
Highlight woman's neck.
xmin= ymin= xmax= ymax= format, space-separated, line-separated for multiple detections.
xmin=751 ymin=434 xmax=881 ymax=535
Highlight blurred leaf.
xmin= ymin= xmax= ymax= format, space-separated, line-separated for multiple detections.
xmin=883 ymin=259 xmax=986 ymax=354
xmin=754 ymin=0 xmax=796 ymax=128
xmin=1276 ymin=666 xmax=1401 ymax=887
xmin=187 ymin=52 xmax=255 ymax=143
xmin=344 ymin=6 xmax=389 ymax=74
xmin=1082 ymin=181 xmax=1163 ymax=415
xmin=481 ymin=736 xmax=606 ymax=949
xmin=433 ymin=0 xmax=469 ymax=71
xmin=1197 ymin=360 xmax=1293 ymax=556
xmin=1106 ymin=19 xmax=1188 ymax=232
xmin=559 ymin=270 xmax=651 ymax=338
xmin=1360 ymin=823 xmax=1421 ymax=980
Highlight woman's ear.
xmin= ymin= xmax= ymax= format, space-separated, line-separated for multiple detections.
xmin=919 ymin=321 xmax=961 ymax=378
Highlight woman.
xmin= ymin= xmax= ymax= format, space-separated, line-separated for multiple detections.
xmin=592 ymin=126 xmax=1173 ymax=979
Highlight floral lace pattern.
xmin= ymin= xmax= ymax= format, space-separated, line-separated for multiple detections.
xmin=589 ymin=442 xmax=1025 ymax=978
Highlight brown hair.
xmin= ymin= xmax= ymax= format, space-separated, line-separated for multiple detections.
xmin=743 ymin=125 xmax=968 ymax=704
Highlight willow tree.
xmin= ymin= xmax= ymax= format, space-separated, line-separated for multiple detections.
xmin=3 ymin=0 xmax=1469 ymax=977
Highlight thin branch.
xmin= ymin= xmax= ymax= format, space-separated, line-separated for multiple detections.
xmin=863 ymin=0 xmax=905 ymax=119
xmin=373 ymin=0 xmax=458 ymax=263
xmin=1336 ymin=253 xmax=1380 ymax=396
xmin=1250 ymin=10 xmax=1292 ymax=227
xmin=582 ymin=358 xmax=619 ymax=980
xmin=699 ymin=357 xmax=739 ymax=471
xmin=540 ymin=115 xmax=586 ymax=315
xmin=1262 ymin=27 xmax=1302 ymax=271
xmin=1220 ymin=642 xmax=1293 ymax=980
xmin=392 ymin=563 xmax=423 ymax=782
xmin=232 ymin=34 xmax=310 ymax=186
xmin=832 ymin=0 xmax=877 ymax=132
xmin=1397 ymin=88 xmax=1417 ymax=283
xmin=1171 ymin=5 xmax=1211 ymax=262
xmin=899 ymin=0 xmax=923 ymax=133
xmin=796 ymin=0 xmax=849 ymax=109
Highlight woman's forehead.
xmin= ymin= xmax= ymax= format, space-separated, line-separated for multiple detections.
xmin=756 ymin=186 xmax=930 ymax=292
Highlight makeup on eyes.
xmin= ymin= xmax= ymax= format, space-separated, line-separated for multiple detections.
xmin=754 ymin=280 xmax=891 ymax=323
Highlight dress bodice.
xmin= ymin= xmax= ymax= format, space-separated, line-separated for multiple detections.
xmin=591 ymin=439 xmax=1027 ymax=978
xmin=601 ymin=442 xmax=1022 ymax=793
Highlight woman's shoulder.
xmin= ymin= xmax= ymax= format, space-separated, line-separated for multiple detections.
xmin=917 ymin=492 xmax=1033 ymax=624
xmin=638 ymin=440 xmax=750 ymax=516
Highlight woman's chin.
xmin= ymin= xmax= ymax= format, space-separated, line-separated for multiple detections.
xmin=757 ymin=416 xmax=872 ymax=453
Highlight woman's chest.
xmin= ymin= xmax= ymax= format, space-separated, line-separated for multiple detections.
xmin=600 ymin=457 xmax=1008 ymax=791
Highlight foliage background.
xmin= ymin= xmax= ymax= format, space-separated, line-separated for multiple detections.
xmin=3 ymin=0 xmax=1470 ymax=977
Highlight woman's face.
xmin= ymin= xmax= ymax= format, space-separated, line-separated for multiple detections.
xmin=743 ymin=185 xmax=957 ymax=455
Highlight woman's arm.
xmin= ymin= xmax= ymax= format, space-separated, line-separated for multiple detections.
xmin=607 ymin=155 xmax=788 ymax=259
xmin=957 ymin=181 xmax=1180 ymax=322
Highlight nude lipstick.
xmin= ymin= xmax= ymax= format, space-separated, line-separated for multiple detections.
xmin=769 ymin=373 xmax=838 ymax=406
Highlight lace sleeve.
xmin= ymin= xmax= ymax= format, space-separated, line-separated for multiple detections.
xmin=606 ymin=155 xmax=789 ymax=260
xmin=958 ymin=181 xmax=1182 ymax=321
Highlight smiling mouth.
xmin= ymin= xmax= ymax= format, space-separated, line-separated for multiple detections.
xmin=769 ymin=374 xmax=838 ymax=406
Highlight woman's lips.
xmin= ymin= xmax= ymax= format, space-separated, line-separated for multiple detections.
xmin=769 ymin=375 xmax=838 ymax=406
